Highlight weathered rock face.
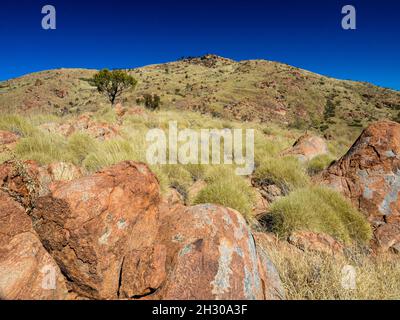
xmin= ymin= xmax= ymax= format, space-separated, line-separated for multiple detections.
xmin=281 ymin=133 xmax=328 ymax=162
xmin=0 ymin=160 xmax=284 ymax=300
xmin=132 ymin=204 xmax=285 ymax=300
xmin=318 ymin=121 xmax=400 ymax=252
xmin=31 ymin=161 xmax=161 ymax=299
xmin=0 ymin=160 xmax=53 ymax=208
xmin=0 ymin=191 xmax=68 ymax=300
xmin=288 ymin=231 xmax=344 ymax=256
xmin=252 ymin=190 xmax=269 ymax=216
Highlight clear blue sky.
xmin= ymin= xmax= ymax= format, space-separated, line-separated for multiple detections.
xmin=1 ymin=0 xmax=399 ymax=90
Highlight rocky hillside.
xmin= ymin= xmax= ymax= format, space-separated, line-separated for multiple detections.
xmin=1 ymin=56 xmax=400 ymax=300
xmin=1 ymin=54 xmax=400 ymax=139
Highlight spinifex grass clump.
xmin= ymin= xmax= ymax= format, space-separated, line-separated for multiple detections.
xmin=253 ymin=156 xmax=310 ymax=194
xmin=268 ymin=186 xmax=372 ymax=244
xmin=194 ymin=166 xmax=255 ymax=221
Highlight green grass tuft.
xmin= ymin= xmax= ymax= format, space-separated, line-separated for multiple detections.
xmin=0 ymin=114 xmax=38 ymax=137
xmin=253 ymin=156 xmax=310 ymax=194
xmin=194 ymin=166 xmax=255 ymax=221
xmin=268 ymin=186 xmax=372 ymax=244
xmin=306 ymin=154 xmax=336 ymax=175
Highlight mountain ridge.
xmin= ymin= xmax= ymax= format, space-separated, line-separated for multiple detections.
xmin=1 ymin=54 xmax=399 ymax=141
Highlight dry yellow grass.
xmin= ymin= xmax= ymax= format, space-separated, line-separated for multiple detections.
xmin=264 ymin=242 xmax=400 ymax=300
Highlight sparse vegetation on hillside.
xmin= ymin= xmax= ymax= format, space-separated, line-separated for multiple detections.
xmin=1 ymin=55 xmax=399 ymax=136
xmin=1 ymin=56 xmax=400 ymax=300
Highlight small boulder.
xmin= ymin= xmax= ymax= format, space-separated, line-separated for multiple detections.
xmin=0 ymin=191 xmax=68 ymax=300
xmin=0 ymin=130 xmax=19 ymax=146
xmin=288 ymin=231 xmax=344 ymax=256
xmin=281 ymin=133 xmax=328 ymax=162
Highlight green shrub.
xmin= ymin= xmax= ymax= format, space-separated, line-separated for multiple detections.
xmin=149 ymin=165 xmax=169 ymax=194
xmin=269 ymin=186 xmax=372 ymax=244
xmin=306 ymin=154 xmax=336 ymax=175
xmin=91 ymin=69 xmax=137 ymax=105
xmin=253 ymin=156 xmax=310 ymax=194
xmin=185 ymin=163 xmax=207 ymax=181
xmin=254 ymin=130 xmax=291 ymax=165
xmin=93 ymin=106 xmax=117 ymax=123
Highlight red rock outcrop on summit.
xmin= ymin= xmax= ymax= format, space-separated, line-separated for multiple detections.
xmin=281 ymin=134 xmax=328 ymax=162
xmin=318 ymin=121 xmax=400 ymax=252
xmin=0 ymin=191 xmax=68 ymax=300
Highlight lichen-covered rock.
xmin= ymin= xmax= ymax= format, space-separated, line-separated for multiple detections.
xmin=2 ymin=160 xmax=284 ymax=300
xmin=0 ymin=191 xmax=68 ymax=300
xmin=31 ymin=161 xmax=161 ymax=299
xmin=281 ymin=133 xmax=328 ymax=162
xmin=133 ymin=204 xmax=285 ymax=300
xmin=318 ymin=121 xmax=400 ymax=252
xmin=0 ymin=160 xmax=53 ymax=208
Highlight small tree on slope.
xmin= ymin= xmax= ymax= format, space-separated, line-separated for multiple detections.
xmin=91 ymin=69 xmax=137 ymax=105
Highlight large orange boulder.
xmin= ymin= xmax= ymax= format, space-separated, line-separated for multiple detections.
xmin=31 ymin=161 xmax=161 ymax=299
xmin=318 ymin=121 xmax=400 ymax=252
xmin=281 ymin=133 xmax=328 ymax=162
xmin=1 ymin=160 xmax=284 ymax=300
xmin=0 ymin=191 xmax=68 ymax=300
xmin=128 ymin=204 xmax=285 ymax=300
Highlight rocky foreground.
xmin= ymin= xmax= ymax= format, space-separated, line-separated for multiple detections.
xmin=1 ymin=120 xmax=400 ymax=300
xmin=0 ymin=160 xmax=284 ymax=300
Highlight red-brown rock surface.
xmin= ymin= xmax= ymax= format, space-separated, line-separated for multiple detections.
xmin=0 ymin=191 xmax=68 ymax=300
xmin=137 ymin=204 xmax=285 ymax=300
xmin=281 ymin=133 xmax=328 ymax=162
xmin=39 ymin=113 xmax=120 ymax=141
xmin=0 ymin=160 xmax=284 ymax=300
xmin=0 ymin=130 xmax=19 ymax=146
xmin=31 ymin=161 xmax=160 ymax=299
xmin=0 ymin=160 xmax=53 ymax=208
xmin=288 ymin=231 xmax=344 ymax=256
xmin=318 ymin=121 xmax=400 ymax=252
